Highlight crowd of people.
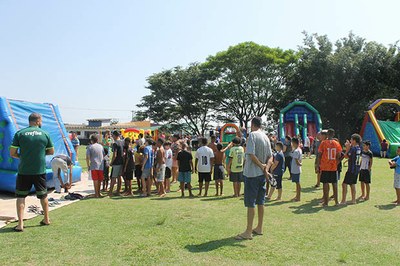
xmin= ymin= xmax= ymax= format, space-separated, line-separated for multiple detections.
xmin=9 ymin=113 xmax=400 ymax=235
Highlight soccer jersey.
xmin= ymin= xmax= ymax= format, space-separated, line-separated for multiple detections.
xmin=347 ymin=146 xmax=362 ymax=175
xmin=229 ymin=146 xmax=245 ymax=173
xmin=195 ymin=146 xmax=215 ymax=173
xmin=360 ymin=150 xmax=373 ymax=170
xmin=11 ymin=126 xmax=53 ymax=175
xmin=318 ymin=139 xmax=343 ymax=171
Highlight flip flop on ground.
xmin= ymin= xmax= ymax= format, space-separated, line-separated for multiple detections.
xmin=234 ymin=234 xmax=253 ymax=240
xmin=252 ymin=230 xmax=263 ymax=236
xmin=40 ymin=220 xmax=50 ymax=226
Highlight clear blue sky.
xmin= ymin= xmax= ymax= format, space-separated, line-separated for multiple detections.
xmin=1 ymin=0 xmax=399 ymax=124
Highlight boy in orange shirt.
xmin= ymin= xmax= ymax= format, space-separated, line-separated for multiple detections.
xmin=316 ymin=128 xmax=342 ymax=206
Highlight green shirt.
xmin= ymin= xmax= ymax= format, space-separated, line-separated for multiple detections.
xmin=11 ymin=126 xmax=53 ymax=175
xmin=229 ymin=146 xmax=244 ymax=173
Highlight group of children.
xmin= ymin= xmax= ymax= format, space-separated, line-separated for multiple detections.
xmin=88 ymin=129 xmax=400 ymax=206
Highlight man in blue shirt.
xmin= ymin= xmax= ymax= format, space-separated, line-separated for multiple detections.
xmin=141 ymin=138 xmax=154 ymax=197
xmin=389 ymin=146 xmax=400 ymax=205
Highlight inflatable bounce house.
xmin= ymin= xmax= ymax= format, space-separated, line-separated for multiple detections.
xmin=360 ymin=99 xmax=400 ymax=157
xmin=121 ymin=128 xmax=159 ymax=141
xmin=0 ymin=98 xmax=82 ymax=193
xmin=278 ymin=101 xmax=322 ymax=141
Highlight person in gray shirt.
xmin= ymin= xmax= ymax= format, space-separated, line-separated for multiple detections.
xmin=86 ymin=134 xmax=104 ymax=198
xmin=235 ymin=117 xmax=272 ymax=240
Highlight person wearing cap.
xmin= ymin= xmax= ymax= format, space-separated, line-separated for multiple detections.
xmin=358 ymin=141 xmax=373 ymax=201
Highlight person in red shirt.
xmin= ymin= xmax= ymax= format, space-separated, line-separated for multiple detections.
xmin=316 ymin=128 xmax=343 ymax=206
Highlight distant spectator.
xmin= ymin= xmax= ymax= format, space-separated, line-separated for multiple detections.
xmin=70 ymin=131 xmax=80 ymax=157
xmin=381 ymin=139 xmax=388 ymax=158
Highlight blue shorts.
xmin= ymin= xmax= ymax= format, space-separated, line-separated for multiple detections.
xmin=178 ymin=171 xmax=191 ymax=183
xmin=244 ymin=175 xmax=266 ymax=208
xmin=291 ymin=173 xmax=300 ymax=183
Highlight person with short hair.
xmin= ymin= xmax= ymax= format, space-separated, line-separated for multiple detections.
xmin=102 ymin=130 xmax=112 ymax=153
xmin=177 ymin=143 xmax=194 ymax=197
xmin=283 ymin=135 xmax=292 ymax=179
xmin=155 ymin=138 xmax=166 ymax=197
xmin=290 ymin=137 xmax=302 ymax=202
xmin=213 ymin=143 xmax=228 ymax=196
xmin=171 ymin=134 xmax=181 ymax=183
xmin=228 ymin=137 xmax=244 ymax=197
xmin=381 ymin=139 xmax=388 ymax=158
xmin=108 ymin=131 xmax=124 ymax=197
xmin=134 ymin=146 xmax=144 ymax=193
xmin=266 ymin=142 xmax=285 ymax=200
xmin=10 ymin=113 xmax=54 ymax=231
xmin=340 ymin=134 xmax=362 ymax=205
xmin=141 ymin=138 xmax=155 ymax=197
xmin=195 ymin=137 xmax=215 ymax=197
xmin=235 ymin=117 xmax=272 ymax=240
xmin=70 ymin=131 xmax=80 ymax=156
xmin=164 ymin=141 xmax=173 ymax=193
xmin=102 ymin=148 xmax=110 ymax=192
xmin=123 ymin=137 xmax=135 ymax=196
xmin=388 ymin=146 xmax=400 ymax=205
xmin=316 ymin=128 xmax=342 ymax=206
xmin=358 ymin=141 xmax=373 ymax=201
xmin=86 ymin=134 xmax=104 ymax=198
xmin=51 ymin=154 xmax=73 ymax=193
xmin=208 ymin=135 xmax=218 ymax=153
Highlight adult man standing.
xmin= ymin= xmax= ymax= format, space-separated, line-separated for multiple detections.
xmin=10 ymin=113 xmax=54 ymax=231
xmin=108 ymin=131 xmax=124 ymax=197
xmin=195 ymin=137 xmax=215 ymax=197
xmin=235 ymin=117 xmax=272 ymax=240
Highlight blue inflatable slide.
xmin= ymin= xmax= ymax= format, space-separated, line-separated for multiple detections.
xmin=0 ymin=97 xmax=82 ymax=193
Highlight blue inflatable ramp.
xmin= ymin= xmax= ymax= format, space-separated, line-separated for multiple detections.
xmin=0 ymin=97 xmax=82 ymax=193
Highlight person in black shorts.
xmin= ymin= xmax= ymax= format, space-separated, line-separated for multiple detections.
xmin=358 ymin=141 xmax=373 ymax=201
xmin=10 ymin=113 xmax=54 ymax=231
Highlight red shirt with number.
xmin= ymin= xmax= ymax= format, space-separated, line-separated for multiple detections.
xmin=318 ymin=140 xmax=343 ymax=171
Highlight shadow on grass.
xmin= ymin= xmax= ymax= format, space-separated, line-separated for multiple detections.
xmin=289 ymin=199 xmax=324 ymax=214
xmin=185 ymin=237 xmax=246 ymax=253
xmin=374 ymin=204 xmax=397 ymax=210
xmin=301 ymin=186 xmax=319 ymax=194
xmin=266 ymin=200 xmax=291 ymax=206
xmin=200 ymin=195 xmax=233 ymax=202
xmin=0 ymin=224 xmax=42 ymax=234
xmin=150 ymin=196 xmax=188 ymax=201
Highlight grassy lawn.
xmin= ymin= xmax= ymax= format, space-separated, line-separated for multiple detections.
xmin=1 ymin=149 xmax=400 ymax=265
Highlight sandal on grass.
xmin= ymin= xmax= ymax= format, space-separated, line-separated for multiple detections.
xmin=40 ymin=220 xmax=50 ymax=226
xmin=234 ymin=234 xmax=253 ymax=240
xmin=13 ymin=226 xmax=23 ymax=232
xmin=252 ymin=230 xmax=263 ymax=236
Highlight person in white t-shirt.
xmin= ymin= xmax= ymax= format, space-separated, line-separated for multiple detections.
xmin=164 ymin=141 xmax=173 ymax=193
xmin=303 ymin=134 xmax=311 ymax=159
xmin=195 ymin=137 xmax=215 ymax=197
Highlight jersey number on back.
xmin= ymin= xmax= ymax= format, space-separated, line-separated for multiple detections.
xmin=327 ymin=148 xmax=337 ymax=160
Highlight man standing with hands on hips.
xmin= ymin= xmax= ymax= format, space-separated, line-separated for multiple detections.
xmin=235 ymin=117 xmax=272 ymax=240
xmin=10 ymin=113 xmax=54 ymax=232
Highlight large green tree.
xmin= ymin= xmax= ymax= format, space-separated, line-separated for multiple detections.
xmin=137 ymin=63 xmax=215 ymax=136
xmin=204 ymin=42 xmax=298 ymax=129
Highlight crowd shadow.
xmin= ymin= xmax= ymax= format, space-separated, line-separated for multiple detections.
xmin=301 ymin=186 xmax=319 ymax=194
xmin=200 ymin=195 xmax=233 ymax=202
xmin=266 ymin=200 xmax=291 ymax=206
xmin=185 ymin=237 xmax=246 ymax=253
xmin=374 ymin=204 xmax=397 ymax=210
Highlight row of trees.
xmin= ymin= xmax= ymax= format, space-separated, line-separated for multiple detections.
xmin=137 ymin=32 xmax=400 ymax=140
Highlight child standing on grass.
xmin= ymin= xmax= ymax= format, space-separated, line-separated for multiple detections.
xmin=177 ymin=143 xmax=194 ymax=197
xmin=227 ymin=137 xmax=244 ymax=197
xmin=388 ymin=146 xmax=400 ymax=205
xmin=290 ymin=137 xmax=302 ymax=201
xmin=164 ymin=141 xmax=173 ymax=193
xmin=134 ymin=146 xmax=143 ymax=193
xmin=102 ymin=148 xmax=110 ymax=192
xmin=266 ymin=142 xmax=285 ymax=200
xmin=358 ymin=141 xmax=373 ymax=201
xmin=214 ymin=143 xmax=230 ymax=196
xmin=123 ymin=137 xmax=135 ymax=196
xmin=340 ymin=134 xmax=362 ymax=205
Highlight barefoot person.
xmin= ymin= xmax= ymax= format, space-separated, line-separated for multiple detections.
xmin=50 ymin=154 xmax=73 ymax=193
xmin=228 ymin=137 xmax=244 ymax=197
xmin=155 ymin=138 xmax=166 ymax=197
xmin=86 ymin=134 xmax=104 ymax=198
xmin=10 ymin=113 xmax=54 ymax=231
xmin=235 ymin=117 xmax=272 ymax=240
xmin=195 ymin=137 xmax=215 ymax=197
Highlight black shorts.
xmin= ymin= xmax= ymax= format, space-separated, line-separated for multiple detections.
xmin=103 ymin=167 xmax=110 ymax=181
xmin=213 ymin=164 xmax=224 ymax=180
xmin=198 ymin=172 xmax=211 ymax=183
xmin=303 ymin=147 xmax=310 ymax=153
xmin=274 ymin=174 xmax=283 ymax=189
xmin=285 ymin=156 xmax=291 ymax=172
xmin=165 ymin=167 xmax=172 ymax=179
xmin=124 ymin=170 xmax=134 ymax=180
xmin=359 ymin=169 xmax=371 ymax=183
xmin=344 ymin=172 xmax=358 ymax=185
xmin=16 ymin=174 xmax=47 ymax=199
xmin=229 ymin=172 xmax=244 ymax=182
xmin=320 ymin=171 xmax=337 ymax=184
xmin=135 ymin=165 xmax=142 ymax=178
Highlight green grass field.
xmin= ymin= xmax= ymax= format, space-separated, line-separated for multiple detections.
xmin=1 ymin=147 xmax=400 ymax=265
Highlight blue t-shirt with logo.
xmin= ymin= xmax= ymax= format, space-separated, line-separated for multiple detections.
xmin=143 ymin=145 xmax=154 ymax=169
